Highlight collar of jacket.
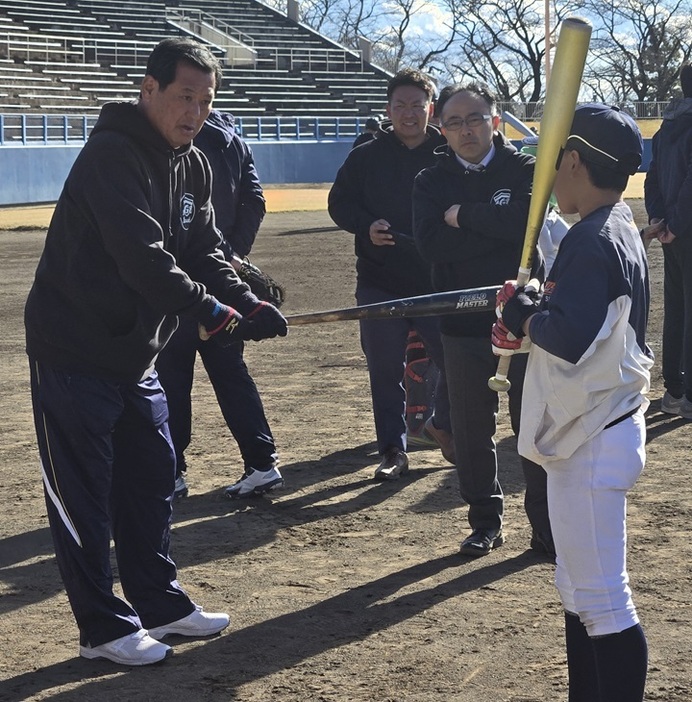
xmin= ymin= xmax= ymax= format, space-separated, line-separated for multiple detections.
xmin=378 ymin=121 xmax=445 ymax=149
xmin=91 ymin=101 xmax=195 ymax=159
xmin=663 ymin=96 xmax=692 ymax=121
xmin=434 ymin=131 xmax=518 ymax=172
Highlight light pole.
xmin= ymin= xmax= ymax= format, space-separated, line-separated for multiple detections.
xmin=544 ymin=0 xmax=551 ymax=85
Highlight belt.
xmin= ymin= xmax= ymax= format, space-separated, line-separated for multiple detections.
xmin=604 ymin=406 xmax=640 ymax=430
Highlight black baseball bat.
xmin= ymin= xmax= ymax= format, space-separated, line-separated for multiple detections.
xmin=286 ymin=285 xmax=501 ymax=325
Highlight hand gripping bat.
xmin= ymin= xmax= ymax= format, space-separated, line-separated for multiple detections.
xmin=488 ymin=16 xmax=592 ymax=393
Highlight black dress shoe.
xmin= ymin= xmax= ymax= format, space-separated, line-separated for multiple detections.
xmin=460 ymin=528 xmax=504 ymax=556
xmin=530 ymin=530 xmax=556 ymax=560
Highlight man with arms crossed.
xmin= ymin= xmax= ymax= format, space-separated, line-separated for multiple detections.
xmin=644 ymin=64 xmax=692 ymax=419
xmin=413 ymin=84 xmax=552 ymax=557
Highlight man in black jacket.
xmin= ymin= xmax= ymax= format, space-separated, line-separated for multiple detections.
xmin=413 ymin=83 xmax=552 ymax=557
xmin=24 ymin=38 xmax=287 ymax=666
xmin=328 ymin=68 xmax=453 ymax=480
xmin=645 ymin=64 xmax=692 ymax=419
xmin=157 ymin=109 xmax=282 ymax=499
xmin=352 ymin=116 xmax=380 ymax=149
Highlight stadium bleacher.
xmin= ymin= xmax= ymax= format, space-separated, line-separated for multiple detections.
xmin=0 ymin=0 xmax=390 ymax=118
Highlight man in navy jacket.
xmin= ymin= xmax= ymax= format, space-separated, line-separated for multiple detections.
xmin=645 ymin=64 xmax=692 ymax=419
xmin=157 ymin=109 xmax=283 ymax=499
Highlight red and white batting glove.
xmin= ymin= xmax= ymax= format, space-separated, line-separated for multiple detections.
xmin=495 ymin=280 xmax=519 ymax=318
xmin=491 ymin=319 xmax=523 ymax=356
xmin=198 ymin=302 xmax=245 ymax=346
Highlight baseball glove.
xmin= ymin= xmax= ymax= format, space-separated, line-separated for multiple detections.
xmin=237 ymin=257 xmax=286 ymax=308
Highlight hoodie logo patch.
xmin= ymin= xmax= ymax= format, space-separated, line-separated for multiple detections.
xmin=180 ymin=194 xmax=195 ymax=230
xmin=492 ymin=189 xmax=511 ymax=206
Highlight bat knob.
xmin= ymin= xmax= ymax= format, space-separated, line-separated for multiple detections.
xmin=488 ymin=374 xmax=511 ymax=393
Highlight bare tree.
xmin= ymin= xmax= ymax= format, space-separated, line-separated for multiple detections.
xmin=368 ymin=0 xmax=459 ymax=76
xmin=582 ymin=0 xmax=692 ymax=105
xmin=266 ymin=0 xmax=691 ymax=107
xmin=441 ymin=0 xmax=572 ymax=102
xmin=268 ymin=0 xmax=458 ymax=78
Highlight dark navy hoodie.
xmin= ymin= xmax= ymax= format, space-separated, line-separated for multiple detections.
xmin=193 ymin=110 xmax=266 ymax=259
xmin=25 ymin=101 xmax=254 ymax=382
xmin=645 ymin=97 xmax=692 ymax=240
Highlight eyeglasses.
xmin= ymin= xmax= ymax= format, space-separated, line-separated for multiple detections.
xmin=441 ymin=113 xmax=492 ymax=130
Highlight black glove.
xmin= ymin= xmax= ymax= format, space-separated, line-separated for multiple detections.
xmin=501 ymin=285 xmax=539 ymax=338
xmin=237 ymin=257 xmax=286 ymax=308
xmin=198 ymin=301 xmax=245 ymax=347
xmin=241 ymin=301 xmax=288 ymax=341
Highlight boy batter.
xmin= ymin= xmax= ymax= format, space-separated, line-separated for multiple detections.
xmin=494 ymin=105 xmax=651 ymax=701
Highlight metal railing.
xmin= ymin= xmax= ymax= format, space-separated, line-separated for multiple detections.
xmin=499 ymin=100 xmax=672 ymax=121
xmin=235 ymin=115 xmax=363 ymax=140
xmin=165 ymin=8 xmax=256 ymax=49
xmin=0 ymin=31 xmax=158 ymax=66
xmin=257 ymin=46 xmax=363 ymax=72
xmin=0 ymin=112 xmax=367 ymax=144
xmin=0 ymin=30 xmax=362 ymax=72
xmin=0 ymin=113 xmax=96 ymax=145
xmin=0 ymin=108 xmax=667 ymax=146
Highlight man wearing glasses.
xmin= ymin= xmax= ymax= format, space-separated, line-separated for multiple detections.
xmin=413 ymin=84 xmax=552 ymax=557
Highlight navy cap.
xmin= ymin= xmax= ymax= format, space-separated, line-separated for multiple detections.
xmin=566 ymin=104 xmax=643 ymax=175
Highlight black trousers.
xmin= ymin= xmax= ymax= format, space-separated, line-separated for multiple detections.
xmin=441 ymin=335 xmax=551 ymax=537
xmin=661 ymin=237 xmax=692 ymax=400
xmin=156 ymin=316 xmax=278 ymax=475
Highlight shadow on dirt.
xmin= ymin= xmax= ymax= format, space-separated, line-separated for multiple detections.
xmin=0 ymin=549 xmax=544 ymax=701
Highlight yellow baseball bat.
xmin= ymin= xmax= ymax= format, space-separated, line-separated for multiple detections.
xmin=488 ymin=16 xmax=592 ymax=393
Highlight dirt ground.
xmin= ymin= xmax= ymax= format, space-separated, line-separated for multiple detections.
xmin=0 ymin=202 xmax=690 ymax=702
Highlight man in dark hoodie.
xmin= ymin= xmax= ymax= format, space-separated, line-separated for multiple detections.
xmin=328 ymin=68 xmax=454 ymax=481
xmin=645 ymin=64 xmax=692 ymax=419
xmin=156 ymin=109 xmax=282 ymax=499
xmin=413 ymin=83 xmax=552 ymax=557
xmin=24 ymin=38 xmax=287 ymax=666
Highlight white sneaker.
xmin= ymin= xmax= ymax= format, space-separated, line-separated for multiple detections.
xmin=224 ymin=466 xmax=284 ymax=498
xmin=147 ymin=605 xmax=230 ymax=639
xmin=174 ymin=473 xmax=188 ymax=498
xmin=79 ymin=629 xmax=171 ymax=666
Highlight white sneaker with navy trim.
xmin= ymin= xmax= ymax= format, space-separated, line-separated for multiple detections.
xmin=79 ymin=629 xmax=171 ymax=665
xmin=224 ymin=466 xmax=284 ymax=498
xmin=147 ymin=605 xmax=230 ymax=640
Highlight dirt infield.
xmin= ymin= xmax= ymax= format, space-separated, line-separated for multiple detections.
xmin=0 ymin=203 xmax=690 ymax=702
xmin=0 ymin=186 xmax=331 ymax=230
xmin=0 ymin=175 xmax=648 ymax=230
